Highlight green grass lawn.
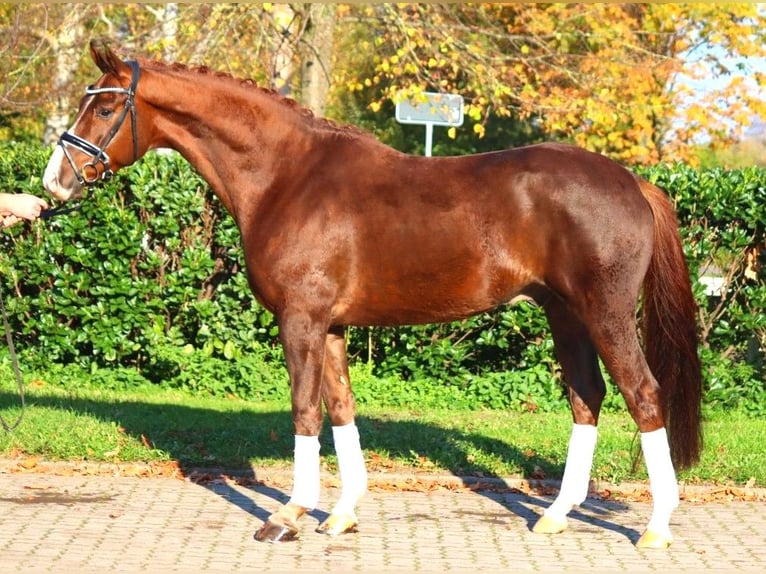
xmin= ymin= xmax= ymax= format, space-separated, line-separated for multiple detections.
xmin=1 ymin=382 xmax=763 ymax=487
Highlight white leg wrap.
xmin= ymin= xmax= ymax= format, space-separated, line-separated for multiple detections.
xmin=641 ymin=428 xmax=679 ymax=537
xmin=331 ymin=423 xmax=368 ymax=516
xmin=544 ymin=424 xmax=598 ymax=520
xmin=288 ymin=434 xmax=321 ymax=510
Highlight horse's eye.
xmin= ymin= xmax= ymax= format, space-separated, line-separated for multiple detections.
xmin=97 ymin=108 xmax=114 ymax=119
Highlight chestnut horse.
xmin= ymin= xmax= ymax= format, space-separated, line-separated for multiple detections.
xmin=44 ymin=41 xmax=702 ymax=549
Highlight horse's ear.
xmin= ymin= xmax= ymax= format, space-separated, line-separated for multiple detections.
xmin=89 ymin=38 xmax=129 ymax=76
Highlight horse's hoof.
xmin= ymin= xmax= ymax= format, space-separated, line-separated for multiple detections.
xmin=315 ymin=513 xmax=359 ymax=536
xmin=532 ymin=514 xmax=568 ymax=534
xmin=254 ymin=520 xmax=300 ymax=543
xmin=636 ymin=529 xmax=672 ymax=549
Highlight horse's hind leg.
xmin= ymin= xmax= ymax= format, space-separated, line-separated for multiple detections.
xmin=532 ymin=298 xmax=604 ymax=535
xmin=316 ymin=326 xmax=368 ymax=536
xmin=588 ymin=306 xmax=679 ymax=548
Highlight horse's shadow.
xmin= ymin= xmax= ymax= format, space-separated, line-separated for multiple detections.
xmin=490 ymin=491 xmax=638 ymax=542
xmin=0 ymin=390 xmax=637 ymax=541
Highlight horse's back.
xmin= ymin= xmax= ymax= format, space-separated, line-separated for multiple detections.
xmin=360 ymin=141 xmax=655 ymax=273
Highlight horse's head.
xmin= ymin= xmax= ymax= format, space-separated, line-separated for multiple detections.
xmin=44 ymin=40 xmax=145 ymax=201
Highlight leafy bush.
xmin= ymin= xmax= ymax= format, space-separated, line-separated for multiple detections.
xmin=0 ymin=142 xmax=763 ymax=413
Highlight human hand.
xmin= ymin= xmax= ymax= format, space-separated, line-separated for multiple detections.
xmin=0 ymin=193 xmax=49 ymax=227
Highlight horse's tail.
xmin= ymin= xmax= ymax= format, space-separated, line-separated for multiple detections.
xmin=637 ymin=178 xmax=702 ymax=470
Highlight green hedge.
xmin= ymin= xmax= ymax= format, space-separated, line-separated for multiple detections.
xmin=0 ymin=142 xmax=763 ymax=414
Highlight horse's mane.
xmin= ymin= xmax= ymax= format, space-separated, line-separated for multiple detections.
xmin=141 ymin=58 xmax=371 ymax=140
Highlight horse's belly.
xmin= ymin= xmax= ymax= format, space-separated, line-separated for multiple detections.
xmin=335 ymin=266 xmax=535 ymax=327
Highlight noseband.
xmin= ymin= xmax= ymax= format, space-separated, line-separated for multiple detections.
xmin=58 ymin=59 xmax=141 ymax=186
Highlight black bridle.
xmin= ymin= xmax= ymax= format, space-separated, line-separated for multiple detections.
xmin=57 ymin=59 xmax=141 ymax=186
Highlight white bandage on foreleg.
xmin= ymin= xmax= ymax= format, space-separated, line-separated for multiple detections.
xmin=545 ymin=424 xmax=598 ymax=520
xmin=641 ymin=427 xmax=679 ymax=536
xmin=289 ymin=434 xmax=321 ymax=510
xmin=331 ymin=423 xmax=368 ymax=516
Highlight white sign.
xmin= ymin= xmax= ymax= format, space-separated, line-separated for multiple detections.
xmin=394 ymin=92 xmax=464 ymax=156
xmin=395 ymin=92 xmax=464 ymax=127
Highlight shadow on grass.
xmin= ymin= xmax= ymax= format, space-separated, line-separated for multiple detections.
xmin=0 ymin=389 xmax=562 ymax=477
xmin=0 ymin=389 xmax=635 ymax=540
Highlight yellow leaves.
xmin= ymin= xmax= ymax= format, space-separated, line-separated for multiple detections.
xmin=465 ymin=104 xmax=482 ymax=123
xmin=606 ymin=131 xmax=622 ymax=146
xmin=332 ymin=3 xmax=766 ymax=162
xmin=403 ymin=62 xmax=419 ymax=75
xmin=685 ymin=102 xmax=712 ymax=126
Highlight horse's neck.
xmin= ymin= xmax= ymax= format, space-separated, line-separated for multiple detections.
xmin=143 ymin=67 xmax=306 ymax=214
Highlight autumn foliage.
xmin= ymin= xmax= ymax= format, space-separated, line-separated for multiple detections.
xmin=338 ymin=3 xmax=766 ymax=164
xmin=1 ymin=3 xmax=765 ymax=165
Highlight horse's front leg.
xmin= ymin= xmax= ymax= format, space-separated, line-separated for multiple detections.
xmin=254 ymin=311 xmax=327 ymax=543
xmin=315 ymin=326 xmax=367 ymax=536
xmin=533 ymin=301 xmax=604 ymax=535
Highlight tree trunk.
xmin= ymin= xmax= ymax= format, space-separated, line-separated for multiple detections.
xmin=270 ymin=4 xmax=297 ymax=96
xmin=42 ymin=5 xmax=88 ymax=146
xmin=298 ymin=4 xmax=336 ymax=117
xmin=158 ymin=3 xmax=179 ymax=62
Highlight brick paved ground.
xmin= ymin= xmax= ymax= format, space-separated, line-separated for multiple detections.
xmin=1 ymin=469 xmax=764 ymax=572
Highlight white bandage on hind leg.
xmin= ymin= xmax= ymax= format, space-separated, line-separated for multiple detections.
xmin=641 ymin=427 xmax=679 ymax=537
xmin=331 ymin=423 xmax=368 ymax=516
xmin=544 ymin=424 xmax=598 ymax=521
xmin=288 ymin=434 xmax=321 ymax=510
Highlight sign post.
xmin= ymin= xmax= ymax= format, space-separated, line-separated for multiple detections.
xmin=395 ymin=92 xmax=464 ymax=157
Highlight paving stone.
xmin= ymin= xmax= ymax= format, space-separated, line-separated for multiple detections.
xmin=0 ymin=471 xmax=764 ymax=572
